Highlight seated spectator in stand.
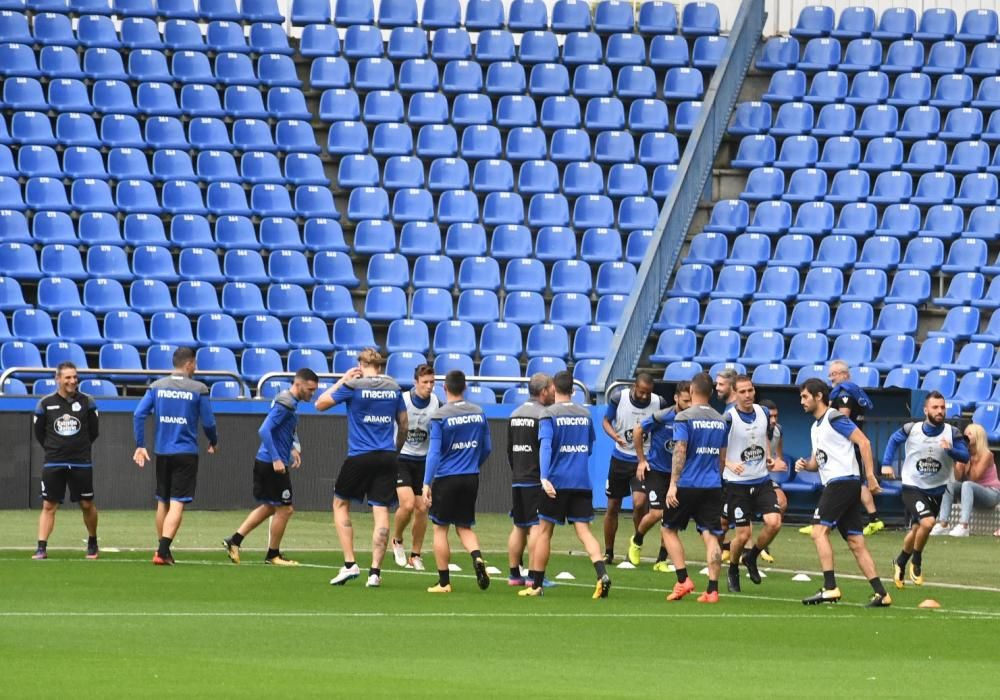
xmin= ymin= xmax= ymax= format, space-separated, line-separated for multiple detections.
xmin=931 ymin=424 xmax=1000 ymax=538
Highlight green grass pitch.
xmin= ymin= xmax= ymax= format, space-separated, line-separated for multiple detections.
xmin=2 ymin=510 xmax=999 ymax=697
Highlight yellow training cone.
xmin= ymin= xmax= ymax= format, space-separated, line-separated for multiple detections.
xmin=918 ymin=599 xmax=941 ymax=609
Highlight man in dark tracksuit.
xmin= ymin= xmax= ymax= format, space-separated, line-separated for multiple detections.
xmin=33 ymin=362 xmax=100 ymax=560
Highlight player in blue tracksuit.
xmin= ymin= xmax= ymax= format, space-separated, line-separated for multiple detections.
xmin=422 ymin=370 xmax=492 ymax=593
xmin=520 ymin=371 xmax=611 ymax=599
xmin=223 ymin=369 xmax=320 ymax=567
xmin=133 ymin=347 xmax=218 ymax=565
xmin=630 ymin=380 xmax=692 ymax=569
xmin=661 ymin=372 xmax=730 ymax=603
xmin=317 ymin=348 xmax=408 ymax=588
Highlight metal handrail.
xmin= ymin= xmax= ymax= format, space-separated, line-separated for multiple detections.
xmin=256 ymin=372 xmax=592 ymax=404
xmin=0 ymin=367 xmax=249 ymax=398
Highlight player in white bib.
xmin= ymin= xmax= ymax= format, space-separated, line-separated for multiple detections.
xmin=795 ymin=379 xmax=891 ymax=608
xmin=881 ymin=391 xmax=968 ymax=589
xmin=723 ymin=376 xmax=786 ymax=592
xmin=391 ymin=364 xmax=440 ymax=570
xmin=601 ymin=373 xmax=666 ymax=563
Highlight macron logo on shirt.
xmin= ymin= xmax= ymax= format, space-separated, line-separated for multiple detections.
xmin=362 ymin=390 xmax=398 ymax=400
xmin=447 ymin=414 xmax=485 ymax=427
xmin=690 ymin=419 xmax=726 ymax=430
xmin=157 ymin=389 xmax=194 ymax=400
xmin=555 ymin=417 xmax=589 ymax=426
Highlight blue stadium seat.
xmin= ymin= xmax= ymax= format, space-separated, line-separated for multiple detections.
xmin=681 ymin=0 xmax=719 ymax=36
xmin=648 ymin=33 xmax=689 ymax=70
xmin=499 ymin=289 xmax=543 ymax=325
xmin=305 ymin=285 xmax=352 ymax=323
xmin=791 ymin=5 xmax=833 ymax=39
xmin=784 ymin=331 xmax=830 ymax=369
xmin=897 ymin=106 xmax=941 ymax=140
xmin=80 ymin=279 xmax=127 ymax=319
xmin=551 ymin=0 xmax=592 ymax=32
xmin=697 ymin=297 xmax=743 ymax=333
xmin=773 ymin=136 xmax=817 ymax=169
xmin=36 ymin=276 xmax=82 ymax=314
xmin=762 ymin=69 xmax=806 ymax=104
xmin=729 ymin=101 xmax=771 ymax=136
xmin=649 ymin=328 xmax=696 ymax=365
xmin=652 ymin=296 xmax=698 ymax=332
xmin=692 ymin=329 xmax=741 ymax=366
xmin=898 ymin=236 xmax=945 ymax=272
xmin=364 ymin=286 xmax=407 ymax=322
xmin=883 ymin=269 xmax=930 ymax=305
xmin=606 ymin=33 xmax=647 ymax=69
xmin=407 ymin=287 xmax=450 ymax=322
xmin=838 ymin=38 xmax=881 ymax=73
xmin=594 ymin=1 xmax=634 ymax=35
xmin=430 ymin=320 xmax=474 ymax=356
xmin=40 ymin=243 xmax=86 ymax=281
xmin=710 ymin=264 xmax=755 ymax=301
xmin=266 ymin=283 xmax=310 ymax=319
xmin=663 ymin=67 xmax=703 ymax=101
xmin=367 ymin=252 xmax=410 ymax=288
xmin=383 ymin=319 xmax=430 ymax=355
xmin=737 ymin=331 xmax=784 ymax=367
xmin=949 ymin=370 xmax=992 ymax=410
xmin=934 ymin=273 xmax=985 ymax=307
xmin=667 ymin=263 xmax=713 ymax=299
xmin=431 ymin=28 xmax=472 ymax=62
xmin=703 ymin=199 xmax=749 ymax=235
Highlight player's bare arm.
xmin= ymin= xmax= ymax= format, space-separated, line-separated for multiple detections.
xmin=633 ymin=422 xmax=649 ymax=480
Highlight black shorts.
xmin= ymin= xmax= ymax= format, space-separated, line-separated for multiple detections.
xmin=662 ymin=487 xmax=724 ymax=535
xmin=253 ymin=459 xmax=293 ymax=506
xmin=334 ymin=451 xmax=398 ymax=507
xmin=640 ymin=470 xmax=670 ymax=511
xmin=396 ymin=457 xmax=425 ymax=493
xmin=725 ymin=480 xmax=781 ymax=527
xmin=155 ymin=453 xmax=198 ymax=503
xmin=813 ymin=478 xmax=865 ymax=540
xmin=40 ymin=465 xmax=94 ymax=504
xmin=510 ymin=484 xmax=543 ymax=528
xmin=606 ymin=456 xmax=642 ymax=499
xmin=539 ymin=488 xmax=594 ymax=525
xmin=429 ymin=473 xmax=479 ymax=527
xmin=902 ymin=486 xmax=942 ymax=524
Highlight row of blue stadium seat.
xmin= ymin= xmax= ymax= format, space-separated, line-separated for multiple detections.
xmin=0 ymin=0 xmax=284 ymax=23
xmin=733 ymin=131 xmax=984 ymax=171
xmin=740 ymin=165 xmax=1000 ymax=209
xmin=787 ymin=6 xmax=1000 ymax=44
xmin=702 ymin=198 xmax=1000 ymax=241
xmin=321 ymin=90 xmax=691 ymax=133
xmin=293 ymin=27 xmax=724 ymax=68
xmin=342 ymin=187 xmax=659 ymax=229
xmin=732 ymin=134 xmax=1000 ymax=178
xmin=0 ymin=211 xmax=348 ymax=250
xmin=685 ymin=231 xmax=995 ymax=273
xmin=651 ymin=328 xmax=1000 ymax=377
xmin=294 ymin=26 xmax=726 ymax=67
xmin=326 ymin=123 xmax=680 ymax=167
xmin=0 ymin=14 xmax=294 ymax=52
xmin=730 ymin=102 xmax=1000 ymax=142
xmin=0 ymin=177 xmax=336 ymax=217
xmin=0 ymin=44 xmax=302 ymax=84
xmin=754 ymin=71 xmax=1000 ymax=112
xmin=0 ymin=336 xmax=594 ymax=386
xmin=337 ymin=154 xmax=676 ymax=200
xmin=706 ymin=197 xmax=1000 ymax=240
xmin=0 ymin=272 xmax=630 ymax=324
xmin=0 ymin=206 xmax=651 ymax=259
xmin=0 ymin=371 xmax=587 ymax=406
xmin=0 ymin=306 xmax=617 ymax=360
xmin=1 ymin=79 xmax=312 ymax=119
xmin=0 ymin=146 xmax=328 ymax=186
xmin=666 ymin=263 xmax=993 ymax=309
xmin=3 ymin=333 xmax=609 ymax=391
xmin=759 ymin=36 xmax=1000 ymax=75
xmin=669 ymin=263 xmax=1000 ymax=308
xmin=657 ymin=296 xmax=1000 ymax=345
xmin=0 ymin=242 xmax=641 ymax=294
xmin=0 ymin=280 xmax=625 ymax=335
xmin=286 ymin=0 xmax=718 ymax=37
xmin=310 ymin=57 xmax=706 ymax=99
xmin=0 ymin=113 xmax=319 ymax=152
